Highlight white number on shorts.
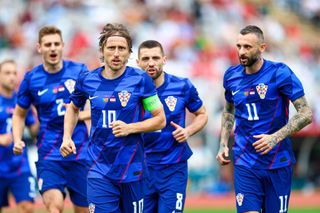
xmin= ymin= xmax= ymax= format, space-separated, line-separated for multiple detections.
xmin=56 ymin=98 xmax=66 ymax=116
xmin=101 ymin=110 xmax=116 ymax=128
xmin=175 ymin=193 xmax=183 ymax=210
xmin=245 ymin=103 xmax=259 ymax=121
xmin=133 ymin=198 xmax=143 ymax=213
xmin=28 ymin=176 xmax=36 ymax=198
xmin=279 ymin=195 xmax=288 ymax=213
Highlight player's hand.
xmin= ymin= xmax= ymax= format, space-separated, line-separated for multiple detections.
xmin=60 ymin=138 xmax=77 ymax=157
xmin=0 ymin=133 xmax=13 ymax=147
xmin=216 ymin=143 xmax=231 ymax=166
xmin=252 ymin=134 xmax=277 ymax=155
xmin=13 ymin=140 xmax=25 ymax=155
xmin=111 ymin=120 xmax=130 ymax=137
xmin=170 ymin=121 xmax=189 ymax=143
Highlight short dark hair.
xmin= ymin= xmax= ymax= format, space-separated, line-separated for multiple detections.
xmin=38 ymin=26 xmax=62 ymax=44
xmin=99 ymin=23 xmax=132 ymax=53
xmin=138 ymin=40 xmax=164 ymax=58
xmin=240 ymin=25 xmax=264 ymax=42
xmin=0 ymin=59 xmax=16 ymax=72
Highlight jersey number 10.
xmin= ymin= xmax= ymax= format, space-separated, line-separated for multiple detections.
xmin=102 ymin=110 xmax=116 ymax=128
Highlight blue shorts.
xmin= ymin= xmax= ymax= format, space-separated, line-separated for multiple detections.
xmin=144 ymin=162 xmax=188 ymax=213
xmin=0 ymin=172 xmax=36 ymax=207
xmin=87 ymin=177 xmax=144 ymax=213
xmin=234 ymin=165 xmax=293 ymax=213
xmin=36 ymin=160 xmax=88 ymax=207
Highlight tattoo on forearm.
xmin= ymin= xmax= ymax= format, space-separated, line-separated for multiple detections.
xmin=221 ymin=103 xmax=235 ymax=143
xmin=274 ymin=96 xmax=312 ymax=143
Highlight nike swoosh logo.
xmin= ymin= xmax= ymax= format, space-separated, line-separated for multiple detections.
xmin=232 ymin=90 xmax=240 ymax=96
xmin=89 ymin=96 xmax=98 ymax=100
xmin=37 ymin=89 xmax=48 ymax=96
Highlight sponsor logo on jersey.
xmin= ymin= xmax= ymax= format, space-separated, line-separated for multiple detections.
xmin=89 ymin=203 xmax=95 ymax=213
xmin=256 ymin=83 xmax=268 ymax=99
xmin=236 ymin=193 xmax=244 ymax=206
xmin=165 ymin=96 xmax=177 ymax=111
xmin=64 ymin=79 xmax=76 ymax=94
xmin=118 ymin=90 xmax=131 ymax=107
xmin=37 ymin=88 xmax=48 ymax=96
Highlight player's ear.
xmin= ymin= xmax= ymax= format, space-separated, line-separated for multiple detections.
xmin=36 ymin=43 xmax=41 ymax=54
xmin=163 ymin=55 xmax=167 ymax=65
xmin=260 ymin=42 xmax=267 ymax=53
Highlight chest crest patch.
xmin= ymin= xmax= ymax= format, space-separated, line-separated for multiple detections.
xmin=165 ymin=96 xmax=177 ymax=112
xmin=64 ymin=79 xmax=76 ymax=94
xmin=118 ymin=90 xmax=131 ymax=107
xmin=256 ymin=83 xmax=268 ymax=99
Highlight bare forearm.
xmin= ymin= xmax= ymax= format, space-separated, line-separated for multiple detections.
xmin=129 ymin=107 xmax=165 ymax=134
xmin=12 ymin=107 xmax=27 ymax=142
xmin=220 ymin=102 xmax=235 ymax=147
xmin=63 ymin=104 xmax=80 ymax=139
xmin=272 ymin=100 xmax=312 ymax=144
xmin=220 ymin=111 xmax=234 ymax=145
xmin=185 ymin=107 xmax=208 ymax=136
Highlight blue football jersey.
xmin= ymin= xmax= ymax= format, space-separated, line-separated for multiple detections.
xmin=17 ymin=60 xmax=89 ymax=161
xmin=0 ymin=93 xmax=35 ymax=178
xmin=143 ymin=73 xmax=203 ymax=165
xmin=223 ymin=59 xmax=304 ymax=169
xmin=71 ymin=66 xmax=157 ymax=183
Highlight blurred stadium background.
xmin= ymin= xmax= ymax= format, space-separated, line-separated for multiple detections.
xmin=1 ymin=0 xmax=320 ymax=212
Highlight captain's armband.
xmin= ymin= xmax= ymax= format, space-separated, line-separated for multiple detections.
xmin=142 ymin=95 xmax=162 ymax=111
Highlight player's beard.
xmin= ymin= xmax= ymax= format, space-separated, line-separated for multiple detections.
xmin=239 ymin=55 xmax=260 ymax=67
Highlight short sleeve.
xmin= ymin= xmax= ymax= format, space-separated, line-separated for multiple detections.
xmin=185 ymin=79 xmax=203 ymax=113
xmin=17 ymin=73 xmax=32 ymax=109
xmin=70 ymin=72 xmax=88 ymax=108
xmin=276 ymin=64 xmax=304 ymax=101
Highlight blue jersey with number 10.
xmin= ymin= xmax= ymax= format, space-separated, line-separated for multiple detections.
xmin=70 ymin=66 xmax=157 ymax=183
xmin=223 ymin=59 xmax=304 ymax=170
xmin=17 ymin=60 xmax=89 ymax=161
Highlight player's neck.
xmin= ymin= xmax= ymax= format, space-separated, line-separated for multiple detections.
xmin=102 ymin=66 xmax=126 ymax=80
xmin=43 ymin=61 xmax=63 ymax=73
xmin=154 ymin=72 xmax=165 ymax=88
xmin=245 ymin=58 xmax=264 ymax=74
xmin=0 ymin=87 xmax=13 ymax=98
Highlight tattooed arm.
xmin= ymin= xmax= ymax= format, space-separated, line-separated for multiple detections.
xmin=253 ymin=96 xmax=313 ymax=154
xmin=216 ymin=101 xmax=235 ymax=165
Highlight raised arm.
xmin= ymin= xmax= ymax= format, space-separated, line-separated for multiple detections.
xmin=12 ymin=105 xmax=28 ymax=155
xmin=216 ymin=101 xmax=235 ymax=165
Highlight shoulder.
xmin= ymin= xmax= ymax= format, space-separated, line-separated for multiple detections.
xmin=126 ymin=66 xmax=146 ymax=76
xmin=166 ymin=73 xmax=192 ymax=86
xmin=63 ymin=60 xmax=88 ymax=73
xmin=224 ymin=64 xmax=243 ymax=78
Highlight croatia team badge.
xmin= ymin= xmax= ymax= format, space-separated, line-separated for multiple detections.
xmin=236 ymin=193 xmax=244 ymax=206
xmin=118 ymin=90 xmax=131 ymax=107
xmin=64 ymin=79 xmax=76 ymax=94
xmin=165 ymin=96 xmax=177 ymax=112
xmin=256 ymin=83 xmax=268 ymax=99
